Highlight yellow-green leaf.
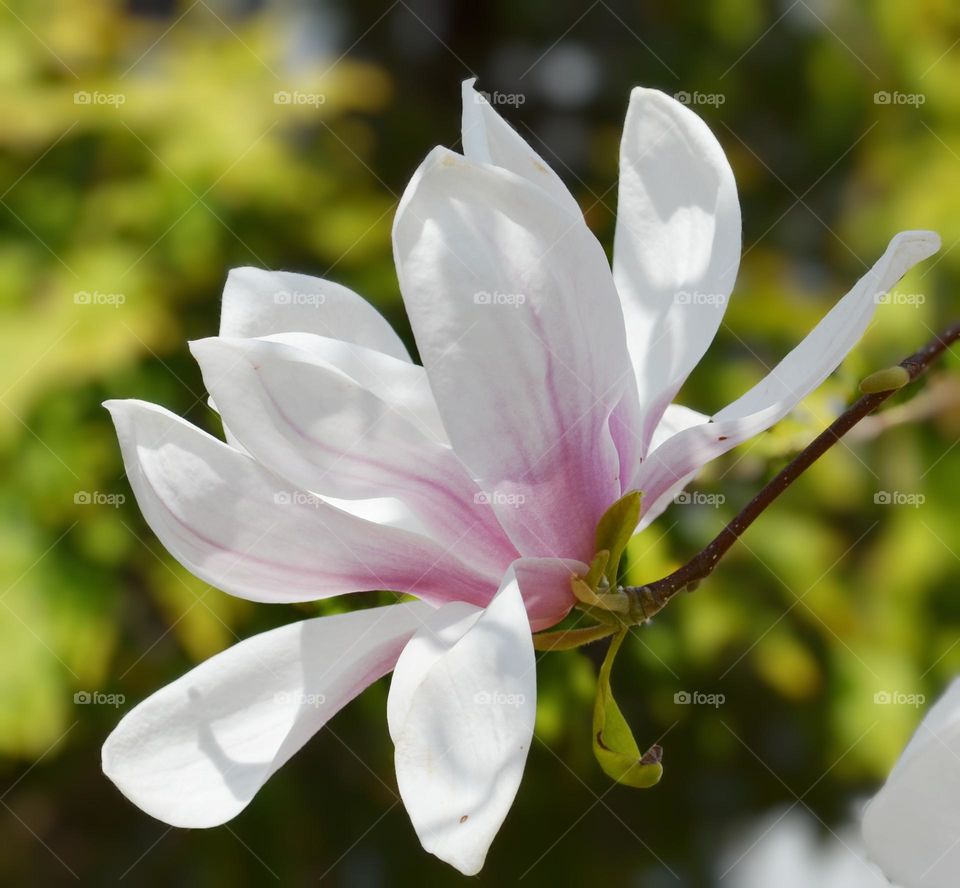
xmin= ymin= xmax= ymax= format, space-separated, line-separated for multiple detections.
xmin=592 ymin=630 xmax=663 ymax=788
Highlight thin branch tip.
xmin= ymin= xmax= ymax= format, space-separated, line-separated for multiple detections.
xmin=622 ymin=320 xmax=960 ymax=621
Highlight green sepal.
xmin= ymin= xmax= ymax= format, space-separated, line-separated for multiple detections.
xmin=532 ymin=624 xmax=616 ymax=651
xmin=594 ymin=491 xmax=642 ymax=586
xmin=592 ymin=630 xmax=663 ymax=788
xmin=584 ymin=550 xmax=611 ymax=590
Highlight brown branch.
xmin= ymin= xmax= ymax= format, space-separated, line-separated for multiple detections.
xmin=623 ymin=321 xmax=960 ymax=624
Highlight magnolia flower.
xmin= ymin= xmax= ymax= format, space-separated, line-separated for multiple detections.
xmin=863 ymin=679 xmax=960 ymax=887
xmin=103 ymin=79 xmax=939 ymax=874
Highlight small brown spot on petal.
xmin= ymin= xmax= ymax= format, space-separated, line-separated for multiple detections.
xmin=718 ymin=436 xmax=728 ymax=441
xmin=459 ymin=815 xmax=469 ymax=824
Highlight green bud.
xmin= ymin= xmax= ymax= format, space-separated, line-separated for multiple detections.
xmin=860 ymin=365 xmax=910 ymax=394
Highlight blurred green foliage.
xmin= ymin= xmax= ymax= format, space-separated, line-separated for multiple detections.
xmin=0 ymin=0 xmax=958 ymax=884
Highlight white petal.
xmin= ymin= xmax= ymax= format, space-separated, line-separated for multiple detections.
xmin=320 ymin=494 xmax=427 ymax=535
xmin=863 ymin=678 xmax=960 ymax=887
xmin=391 ymin=569 xmax=536 ymax=875
xmin=633 ymin=231 xmax=941 ymax=520
xmin=259 ymin=331 xmax=447 ymax=444
xmin=219 ymin=267 xmax=410 ymax=362
xmin=103 ymin=601 xmax=446 ymax=827
xmin=106 ymin=399 xmax=496 ymax=607
xmin=394 ymin=146 xmax=639 ymax=561
xmin=191 ymin=336 xmax=517 ymax=581
xmin=613 ymin=88 xmax=741 ymax=451
xmin=648 ymin=403 xmax=711 ymax=454
xmin=386 ymin=601 xmax=481 ymax=744
xmin=461 ymin=79 xmax=582 ymax=218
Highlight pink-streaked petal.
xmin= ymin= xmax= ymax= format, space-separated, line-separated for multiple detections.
xmin=461 ymin=79 xmax=582 ymax=218
xmin=190 ymin=336 xmax=517 ymax=581
xmin=633 ymin=230 xmax=941 ymax=522
xmin=219 ymin=267 xmax=410 ymax=361
xmin=103 ymin=601 xmax=446 ymax=828
xmin=106 ymin=399 xmax=495 ymax=607
xmin=394 ymin=146 xmax=639 ymax=561
xmin=512 ymin=556 xmax=586 ymax=631
xmin=391 ymin=569 xmax=536 ymax=875
xmin=613 ymin=88 xmax=741 ymax=454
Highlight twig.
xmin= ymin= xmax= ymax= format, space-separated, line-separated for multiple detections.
xmin=623 ymin=321 xmax=960 ymax=624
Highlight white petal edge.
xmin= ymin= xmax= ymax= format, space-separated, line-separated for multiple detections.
xmin=461 ymin=79 xmax=582 ymax=218
xmin=219 ymin=267 xmax=410 ymax=362
xmin=391 ymin=568 xmax=536 ymax=875
xmin=862 ymin=678 xmax=960 ymax=888
xmin=103 ymin=600 xmax=468 ymax=828
xmin=632 ymin=230 xmax=941 ymax=522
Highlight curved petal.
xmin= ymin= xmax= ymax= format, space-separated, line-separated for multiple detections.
xmin=191 ymin=336 xmax=518 ymax=581
xmin=219 ymin=267 xmax=410 ymax=362
xmin=257 ymin=332 xmax=448 ymax=444
xmin=106 ymin=399 xmax=495 ymax=607
xmin=103 ymin=601 xmax=448 ymax=828
xmin=394 ymin=146 xmax=639 ymax=561
xmin=320 ymin=494 xmax=427 ymax=535
xmin=461 ymin=79 xmax=582 ymax=218
xmin=390 ymin=569 xmax=536 ymax=875
xmin=648 ymin=403 xmax=711 ymax=454
xmin=613 ymin=88 xmax=741 ymax=452
xmin=632 ymin=230 xmax=941 ymax=521
xmin=862 ymin=678 xmax=960 ymax=888
xmin=512 ymin=556 xmax=585 ymax=631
